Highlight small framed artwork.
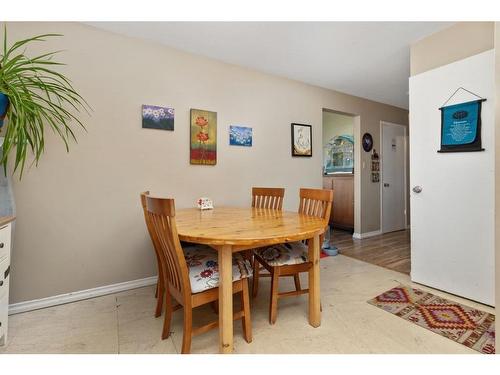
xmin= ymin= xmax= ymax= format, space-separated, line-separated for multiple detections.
xmin=142 ymin=105 xmax=174 ymax=130
xmin=229 ymin=125 xmax=252 ymax=147
xmin=291 ymin=123 xmax=312 ymax=157
xmin=190 ymin=109 xmax=217 ymax=165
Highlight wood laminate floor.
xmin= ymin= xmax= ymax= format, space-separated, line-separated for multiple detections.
xmin=331 ymin=229 xmax=411 ymax=274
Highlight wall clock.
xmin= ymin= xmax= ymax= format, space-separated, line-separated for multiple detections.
xmin=362 ymin=133 xmax=373 ymax=152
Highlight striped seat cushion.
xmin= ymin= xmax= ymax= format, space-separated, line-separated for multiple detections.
xmin=183 ymin=245 xmax=253 ymax=294
xmin=255 ymin=242 xmax=308 ymax=267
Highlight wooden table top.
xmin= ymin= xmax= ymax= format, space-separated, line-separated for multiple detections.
xmin=176 ymin=206 xmax=327 ymax=246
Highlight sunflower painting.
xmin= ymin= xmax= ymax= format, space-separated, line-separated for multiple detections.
xmin=190 ymin=109 xmax=217 ymax=165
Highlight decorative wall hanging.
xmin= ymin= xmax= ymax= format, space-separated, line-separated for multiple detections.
xmin=190 ymin=109 xmax=217 ymax=165
xmin=229 ymin=125 xmax=252 ymax=147
xmin=142 ymin=105 xmax=174 ymax=131
xmin=438 ymin=87 xmax=486 ymax=153
xmin=362 ymin=133 xmax=373 ymax=152
xmin=291 ymin=123 xmax=312 ymax=157
xmin=371 ymin=149 xmax=380 ymax=183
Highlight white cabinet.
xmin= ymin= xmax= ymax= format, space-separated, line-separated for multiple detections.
xmin=0 ymin=222 xmax=12 ymax=346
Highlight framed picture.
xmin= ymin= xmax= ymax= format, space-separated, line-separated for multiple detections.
xmin=190 ymin=109 xmax=217 ymax=165
xmin=229 ymin=125 xmax=252 ymax=147
xmin=291 ymin=123 xmax=312 ymax=157
xmin=142 ymin=105 xmax=174 ymax=131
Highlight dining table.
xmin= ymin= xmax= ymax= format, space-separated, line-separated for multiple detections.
xmin=175 ymin=206 xmax=328 ymax=354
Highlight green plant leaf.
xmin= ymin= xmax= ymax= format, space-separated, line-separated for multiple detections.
xmin=0 ymin=26 xmax=90 ymax=178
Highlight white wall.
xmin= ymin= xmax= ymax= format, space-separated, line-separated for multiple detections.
xmin=409 ymin=50 xmax=495 ymax=305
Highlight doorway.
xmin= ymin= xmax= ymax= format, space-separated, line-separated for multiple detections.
xmin=380 ymin=121 xmax=407 ymax=234
xmin=322 ymin=110 xmax=356 ymax=233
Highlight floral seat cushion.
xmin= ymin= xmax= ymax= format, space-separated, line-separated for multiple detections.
xmin=184 ymin=245 xmax=253 ymax=294
xmin=255 ymin=241 xmax=308 ymax=267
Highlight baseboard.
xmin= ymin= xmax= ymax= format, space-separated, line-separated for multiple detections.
xmin=352 ymin=230 xmax=382 ymax=239
xmin=8 ymin=276 xmax=158 ymax=315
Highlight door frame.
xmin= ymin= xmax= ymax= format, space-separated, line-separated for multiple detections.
xmin=379 ymin=121 xmax=408 ymax=234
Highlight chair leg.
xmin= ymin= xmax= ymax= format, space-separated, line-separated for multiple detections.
xmin=293 ymin=274 xmax=301 ymax=292
xmin=155 ymin=282 xmax=158 ymax=298
xmin=252 ymin=257 xmax=260 ymax=299
xmin=161 ymin=290 xmax=173 ymax=340
xmin=241 ymin=279 xmax=253 ymax=343
xmin=155 ymin=281 xmax=164 ymax=318
xmin=269 ymin=268 xmax=280 ymax=325
xmin=181 ymin=306 xmax=193 ymax=354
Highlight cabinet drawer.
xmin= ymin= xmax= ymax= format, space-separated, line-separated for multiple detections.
xmin=0 ymin=223 xmax=11 ymax=262
xmin=0 ymin=257 xmax=9 ymax=300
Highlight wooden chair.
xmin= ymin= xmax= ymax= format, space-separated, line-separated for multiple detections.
xmin=252 ymin=187 xmax=285 ymax=210
xmin=250 ymin=187 xmax=285 ymax=297
xmin=145 ymin=195 xmax=253 ymax=354
xmin=140 ymin=191 xmax=165 ymax=318
xmin=253 ymin=188 xmax=333 ymax=324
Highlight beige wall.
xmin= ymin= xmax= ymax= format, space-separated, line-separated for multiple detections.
xmin=495 ymin=21 xmax=500 ymax=354
xmin=322 ymin=111 xmax=354 ymax=149
xmin=5 ymin=22 xmax=408 ymax=303
xmin=411 ymin=22 xmax=494 ymax=76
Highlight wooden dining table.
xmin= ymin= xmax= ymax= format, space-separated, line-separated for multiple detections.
xmin=175 ymin=206 xmax=328 ymax=354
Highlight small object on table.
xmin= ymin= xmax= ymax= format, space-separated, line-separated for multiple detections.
xmin=197 ymin=197 xmax=214 ymax=210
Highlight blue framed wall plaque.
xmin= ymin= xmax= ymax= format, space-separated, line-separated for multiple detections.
xmin=438 ymin=99 xmax=486 ymax=153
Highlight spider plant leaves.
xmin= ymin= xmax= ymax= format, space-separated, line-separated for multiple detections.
xmin=0 ymin=26 xmax=89 ymax=178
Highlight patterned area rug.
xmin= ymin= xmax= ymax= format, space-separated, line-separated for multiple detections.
xmin=368 ymin=286 xmax=495 ymax=354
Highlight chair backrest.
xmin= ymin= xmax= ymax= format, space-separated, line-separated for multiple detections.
xmin=298 ymin=188 xmax=334 ymax=221
xmin=252 ymin=187 xmax=285 ymax=210
xmin=140 ymin=191 xmax=165 ymax=279
xmin=145 ymin=195 xmax=191 ymax=298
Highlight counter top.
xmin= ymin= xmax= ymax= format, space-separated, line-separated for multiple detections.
xmin=323 ymin=173 xmax=354 ymax=177
xmin=0 ymin=216 xmax=15 ymax=227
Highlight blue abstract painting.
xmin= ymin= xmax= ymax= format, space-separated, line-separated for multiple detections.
xmin=142 ymin=104 xmax=174 ymax=130
xmin=229 ymin=126 xmax=252 ymax=147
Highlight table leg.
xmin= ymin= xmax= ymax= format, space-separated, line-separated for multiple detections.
xmin=218 ymin=245 xmax=233 ymax=353
xmin=308 ymin=234 xmax=321 ymax=327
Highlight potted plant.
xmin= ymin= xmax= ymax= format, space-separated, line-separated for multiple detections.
xmin=0 ymin=26 xmax=89 ymax=178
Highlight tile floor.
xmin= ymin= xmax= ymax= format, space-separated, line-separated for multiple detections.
xmin=0 ymin=253 xmax=493 ymax=354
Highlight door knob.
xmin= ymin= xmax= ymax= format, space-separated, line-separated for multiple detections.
xmin=383 ymin=183 xmax=390 ymax=187
xmin=412 ymin=186 xmax=423 ymax=193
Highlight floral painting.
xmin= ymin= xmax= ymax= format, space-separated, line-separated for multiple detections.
xmin=229 ymin=125 xmax=252 ymax=147
xmin=142 ymin=105 xmax=174 ymax=131
xmin=190 ymin=109 xmax=217 ymax=165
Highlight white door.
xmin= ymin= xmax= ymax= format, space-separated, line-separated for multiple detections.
xmin=381 ymin=122 xmax=406 ymax=233
xmin=409 ymin=50 xmax=494 ymax=306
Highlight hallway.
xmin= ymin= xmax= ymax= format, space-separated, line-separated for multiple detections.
xmin=332 ymin=229 xmax=411 ymax=274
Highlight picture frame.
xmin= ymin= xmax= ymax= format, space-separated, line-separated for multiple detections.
xmin=190 ymin=108 xmax=217 ymax=165
xmin=142 ymin=104 xmax=174 ymax=131
xmin=291 ymin=123 xmax=312 ymax=157
xmin=229 ymin=125 xmax=252 ymax=147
